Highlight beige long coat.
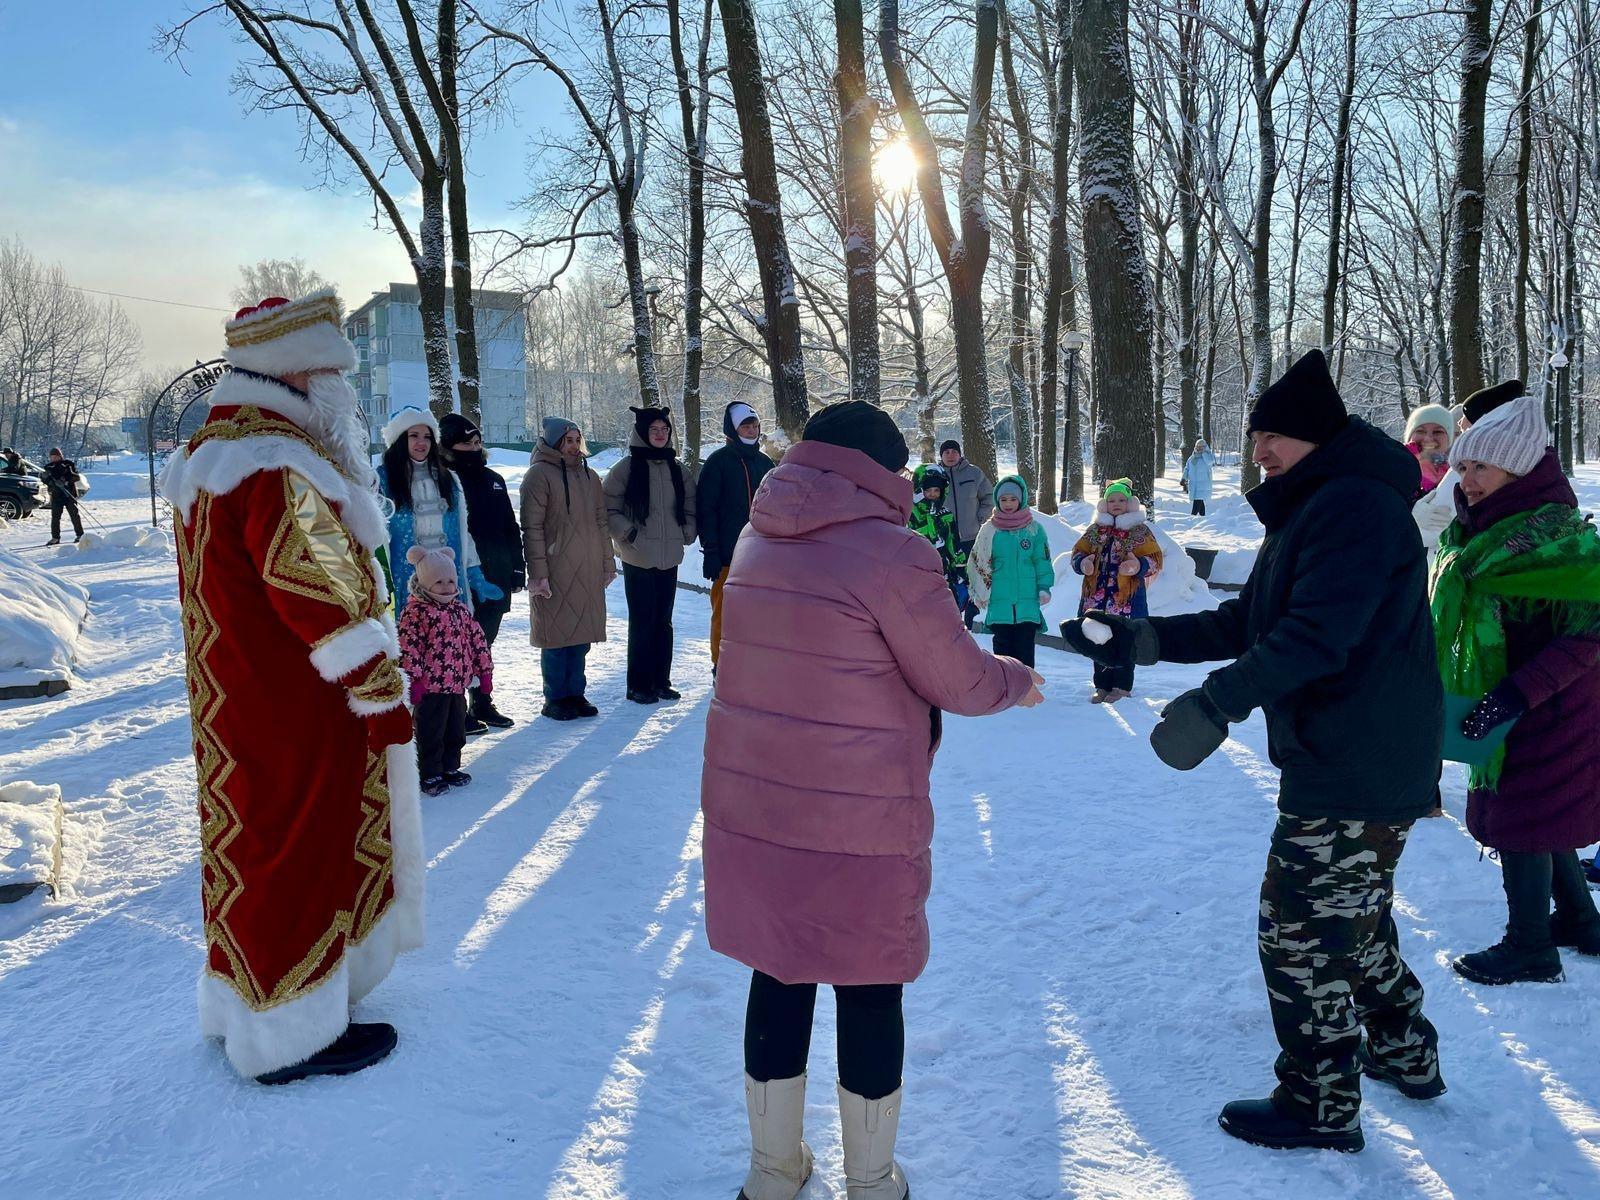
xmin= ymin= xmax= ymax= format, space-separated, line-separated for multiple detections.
xmin=521 ymin=442 xmax=615 ymax=649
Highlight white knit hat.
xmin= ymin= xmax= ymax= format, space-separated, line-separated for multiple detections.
xmin=381 ymin=406 xmax=441 ymax=450
xmin=1404 ymin=403 xmax=1454 ymax=447
xmin=224 ymin=288 xmax=357 ymax=377
xmin=1448 ymin=396 xmax=1550 ymax=476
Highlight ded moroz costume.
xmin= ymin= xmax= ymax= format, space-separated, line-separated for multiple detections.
xmin=160 ymin=290 xmax=424 ymax=1083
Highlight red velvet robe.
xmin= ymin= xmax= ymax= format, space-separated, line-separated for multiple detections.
xmin=163 ymin=371 xmax=423 ymax=1078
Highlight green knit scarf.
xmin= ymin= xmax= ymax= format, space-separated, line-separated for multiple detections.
xmin=1432 ymin=502 xmax=1600 ymax=789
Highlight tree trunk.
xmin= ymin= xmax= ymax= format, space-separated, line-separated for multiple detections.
xmin=1075 ymin=0 xmax=1155 ymax=498
xmin=1321 ymin=0 xmax=1356 ymax=358
xmin=1448 ymin=0 xmax=1494 ymax=404
xmin=1176 ymin=1 xmax=1202 ymax=456
xmin=719 ymin=0 xmax=810 ymax=438
xmin=998 ymin=0 xmax=1037 ymax=492
xmin=417 ymin=169 xmax=456 ymax=416
xmin=880 ymin=0 xmax=1000 ymax=481
xmin=1514 ymin=0 xmax=1542 ymax=384
xmin=834 ymin=0 xmax=879 ymax=404
xmin=1038 ymin=0 xmax=1074 ymax=513
xmin=438 ymin=0 xmax=481 ymax=424
xmin=669 ymin=0 xmax=713 ymax=461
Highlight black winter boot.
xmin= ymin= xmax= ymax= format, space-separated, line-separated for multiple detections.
xmin=464 ymin=711 xmax=488 ymax=737
xmin=471 ymin=689 xmax=514 ymax=730
xmin=1551 ymin=851 xmax=1600 ymax=955
xmin=1217 ymin=1096 xmax=1363 ymax=1153
xmin=1457 ymin=851 xmax=1566 ymax=984
xmin=572 ymin=696 xmax=599 ymax=718
xmin=542 ymin=698 xmax=581 ymax=721
xmin=255 ymin=1022 xmax=398 ymax=1085
xmin=1453 ymin=940 xmax=1563 ymax=984
xmin=1356 ymin=1042 xmax=1447 ymax=1100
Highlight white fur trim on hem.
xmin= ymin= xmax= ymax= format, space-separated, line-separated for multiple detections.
xmin=198 ymin=741 xmax=424 ymax=1080
xmin=310 ymin=619 xmax=397 ymax=683
xmin=161 ymin=430 xmax=388 ymax=553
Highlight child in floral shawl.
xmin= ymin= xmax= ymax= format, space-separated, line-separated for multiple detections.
xmin=1072 ymin=479 xmax=1162 ymax=702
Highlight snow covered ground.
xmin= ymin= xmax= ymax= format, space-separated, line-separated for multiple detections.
xmin=5 ymin=452 xmax=1600 ymax=1199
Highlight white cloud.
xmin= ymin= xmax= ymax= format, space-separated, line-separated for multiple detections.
xmin=0 ymin=116 xmax=414 ymax=371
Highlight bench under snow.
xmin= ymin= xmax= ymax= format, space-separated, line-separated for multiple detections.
xmin=0 ymin=547 xmax=90 ymax=699
xmin=0 ymin=782 xmax=65 ymax=936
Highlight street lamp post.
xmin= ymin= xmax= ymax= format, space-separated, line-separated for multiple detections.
xmin=1060 ymin=330 xmax=1087 ymax=503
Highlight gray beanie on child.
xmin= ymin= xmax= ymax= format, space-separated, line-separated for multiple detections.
xmin=1448 ymin=396 xmax=1549 ymax=477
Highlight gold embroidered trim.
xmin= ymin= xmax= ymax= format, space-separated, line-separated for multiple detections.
xmin=262 ymin=472 xmax=373 ymax=619
xmin=226 ymin=298 xmax=343 ymax=348
xmin=350 ymin=750 xmax=396 ymax=944
xmin=350 ymin=659 xmax=404 ymax=707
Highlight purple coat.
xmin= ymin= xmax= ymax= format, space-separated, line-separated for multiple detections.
xmin=701 ymin=440 xmax=1035 ymax=985
xmin=1458 ymin=451 xmax=1600 ymax=853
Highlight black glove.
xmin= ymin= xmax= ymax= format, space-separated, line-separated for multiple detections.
xmin=702 ymin=554 xmax=722 ymax=582
xmin=1059 ymin=613 xmax=1160 ymax=668
xmin=1462 ymin=682 xmax=1528 ymax=741
xmin=1150 ymin=687 xmax=1230 ymax=770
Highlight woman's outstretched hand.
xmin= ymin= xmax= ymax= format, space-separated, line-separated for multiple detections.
xmin=1017 ymin=668 xmax=1047 ymax=708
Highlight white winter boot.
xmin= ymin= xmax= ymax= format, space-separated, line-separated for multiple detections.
xmin=740 ymin=1073 xmax=814 ymax=1200
xmin=838 ymin=1084 xmax=910 ymax=1199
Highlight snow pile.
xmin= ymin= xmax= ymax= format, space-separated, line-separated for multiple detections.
xmin=0 ymin=781 xmax=64 ymax=937
xmin=0 ymin=548 xmax=90 ymax=692
xmin=72 ymin=454 xmax=155 ymax=500
xmin=54 ymin=525 xmax=171 ymax=559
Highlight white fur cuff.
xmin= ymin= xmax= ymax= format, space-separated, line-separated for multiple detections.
xmin=310 ymin=619 xmax=398 ymax=683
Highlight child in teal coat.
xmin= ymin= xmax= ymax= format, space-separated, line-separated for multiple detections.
xmin=967 ymin=475 xmax=1054 ymax=666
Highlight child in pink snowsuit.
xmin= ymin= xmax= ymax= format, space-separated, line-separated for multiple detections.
xmin=398 ymin=545 xmax=493 ymax=796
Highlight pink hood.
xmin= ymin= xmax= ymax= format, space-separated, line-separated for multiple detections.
xmin=747 ymin=439 xmax=912 ymax=539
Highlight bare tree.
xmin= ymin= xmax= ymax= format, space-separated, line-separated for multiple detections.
xmin=881 ymin=0 xmax=1002 ymax=481
xmin=835 ymin=0 xmax=880 ymax=404
xmin=1447 ymin=0 xmax=1496 ymax=405
xmin=231 ymin=258 xmax=332 ymax=308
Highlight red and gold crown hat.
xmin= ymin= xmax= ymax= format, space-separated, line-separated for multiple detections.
xmin=223 ymin=288 xmax=357 ymax=378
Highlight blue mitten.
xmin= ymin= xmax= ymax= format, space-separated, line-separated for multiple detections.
xmin=468 ymin=566 xmax=505 ymax=603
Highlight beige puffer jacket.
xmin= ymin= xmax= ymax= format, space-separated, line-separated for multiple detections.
xmin=521 ymin=442 xmax=615 ymax=649
xmin=603 ymin=429 xmax=697 ymax=570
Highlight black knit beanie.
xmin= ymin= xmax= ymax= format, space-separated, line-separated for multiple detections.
xmin=439 ymin=412 xmax=480 ymax=447
xmin=1462 ymin=379 xmax=1525 ymax=426
xmin=1247 ymin=350 xmax=1348 ymax=444
xmin=803 ymin=401 xmax=910 ymax=473
xmin=939 ymin=439 xmax=961 ymax=456
xmin=633 ymin=405 xmax=672 ymax=442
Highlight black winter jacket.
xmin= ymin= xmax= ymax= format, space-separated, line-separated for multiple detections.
xmin=43 ymin=458 xmax=80 ymax=502
xmin=450 ymin=455 xmax=525 ymax=594
xmin=1150 ymin=418 xmax=1442 ymax=822
xmin=696 ymin=405 xmax=774 ymax=580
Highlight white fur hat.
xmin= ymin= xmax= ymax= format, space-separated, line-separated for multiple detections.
xmin=1404 ymin=403 xmax=1454 ymax=446
xmin=1448 ymin=396 xmax=1550 ymax=477
xmin=382 ymin=406 xmax=441 ymax=449
xmin=224 ymin=288 xmax=357 ymax=377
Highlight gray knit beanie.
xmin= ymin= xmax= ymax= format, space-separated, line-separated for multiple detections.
xmin=1448 ymin=396 xmax=1549 ymax=477
xmin=542 ymin=416 xmax=580 ymax=449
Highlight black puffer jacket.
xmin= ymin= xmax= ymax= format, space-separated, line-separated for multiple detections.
xmin=696 ymin=403 xmax=775 ymax=580
xmin=448 ymin=453 xmax=525 ymax=594
xmin=43 ymin=458 xmax=80 ymax=501
xmin=1150 ymin=418 xmax=1442 ymax=821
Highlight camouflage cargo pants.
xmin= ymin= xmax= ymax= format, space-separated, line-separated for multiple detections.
xmin=1259 ymin=816 xmax=1440 ymax=1132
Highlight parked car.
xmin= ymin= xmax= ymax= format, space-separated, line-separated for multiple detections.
xmin=0 ymin=470 xmax=43 ymax=520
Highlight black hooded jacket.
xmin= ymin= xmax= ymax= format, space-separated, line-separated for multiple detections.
xmin=695 ymin=403 xmax=774 ymax=580
xmin=1150 ymin=418 xmax=1443 ymax=821
xmin=444 ymin=449 xmax=525 ymax=594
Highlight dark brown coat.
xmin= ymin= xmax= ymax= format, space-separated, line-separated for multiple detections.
xmin=521 ymin=442 xmax=614 ymax=649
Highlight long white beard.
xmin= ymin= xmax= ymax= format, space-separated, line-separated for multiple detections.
xmin=306 ymin=372 xmax=377 ymax=489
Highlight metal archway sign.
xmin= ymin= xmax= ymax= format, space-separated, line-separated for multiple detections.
xmin=146 ymin=359 xmax=229 ymax=527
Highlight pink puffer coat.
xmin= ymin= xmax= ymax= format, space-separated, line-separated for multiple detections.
xmin=701 ymin=439 xmax=1035 ymax=985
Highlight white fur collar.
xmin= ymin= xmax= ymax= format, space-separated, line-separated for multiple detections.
xmin=159 ymin=376 xmax=390 ymax=552
xmin=1095 ymin=501 xmax=1147 ymax=530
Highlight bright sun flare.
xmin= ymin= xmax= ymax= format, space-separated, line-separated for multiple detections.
xmin=874 ymin=138 xmax=918 ymax=194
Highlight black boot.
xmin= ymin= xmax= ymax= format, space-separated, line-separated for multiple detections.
xmin=627 ymin=689 xmax=659 ymax=705
xmin=471 ymin=689 xmax=514 ymax=730
xmin=542 ymin=697 xmax=581 ymax=721
xmin=464 ymin=711 xmax=488 ymax=737
xmin=572 ymin=696 xmax=599 ymax=718
xmin=1356 ymin=1042 xmax=1447 ymax=1100
xmin=656 ymin=685 xmax=682 ymax=702
xmin=255 ymin=1022 xmax=398 ymax=1085
xmin=1457 ymin=851 xmax=1565 ymax=984
xmin=1217 ymin=1096 xmax=1364 ymax=1153
xmin=1551 ymin=850 xmax=1600 ymax=955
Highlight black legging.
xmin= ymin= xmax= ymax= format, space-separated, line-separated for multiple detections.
xmin=744 ymin=970 xmax=904 ymax=1101
xmin=1503 ymin=848 xmax=1600 ymax=948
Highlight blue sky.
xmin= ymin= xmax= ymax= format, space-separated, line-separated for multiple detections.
xmin=0 ymin=1 xmax=552 ymax=369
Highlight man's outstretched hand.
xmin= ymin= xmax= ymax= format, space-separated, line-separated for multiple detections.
xmin=1016 ymin=668 xmax=1047 ymax=708
xmin=1149 ymin=687 xmax=1229 ymax=770
xmin=1060 ymin=613 xmax=1158 ymax=668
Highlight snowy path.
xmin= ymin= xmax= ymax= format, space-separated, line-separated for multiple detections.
xmin=4 ymin=465 xmax=1600 ymax=1198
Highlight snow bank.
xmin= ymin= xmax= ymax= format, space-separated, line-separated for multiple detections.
xmin=54 ymin=525 xmax=171 ymax=560
xmin=73 ymin=454 xmax=155 ymax=501
xmin=0 ymin=781 xmax=64 ymax=938
xmin=0 ymin=548 xmax=90 ymax=693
